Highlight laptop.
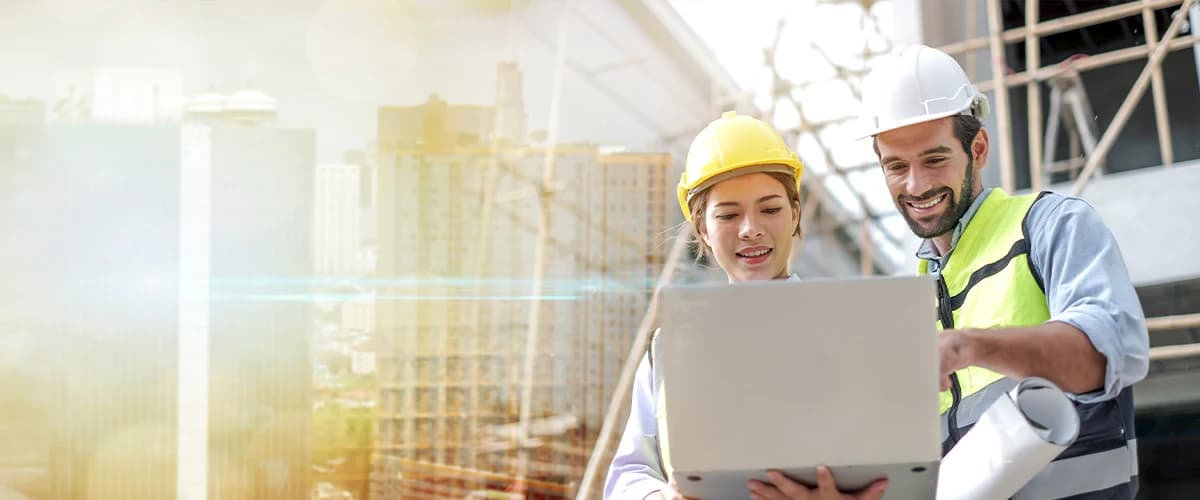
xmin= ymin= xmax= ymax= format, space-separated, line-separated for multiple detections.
xmin=656 ymin=275 xmax=942 ymax=499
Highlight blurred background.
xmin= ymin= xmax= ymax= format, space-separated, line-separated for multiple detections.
xmin=0 ymin=0 xmax=1198 ymax=498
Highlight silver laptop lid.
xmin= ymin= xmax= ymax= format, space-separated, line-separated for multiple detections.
xmin=657 ymin=275 xmax=942 ymax=473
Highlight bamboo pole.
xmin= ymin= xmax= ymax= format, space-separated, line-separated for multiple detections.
xmin=1027 ymin=0 xmax=1044 ymax=191
xmin=1072 ymin=0 xmax=1196 ymax=196
xmin=940 ymin=0 xmax=1184 ymax=56
xmin=988 ymin=0 xmax=1017 ymax=192
xmin=1142 ymin=0 xmax=1175 ymax=168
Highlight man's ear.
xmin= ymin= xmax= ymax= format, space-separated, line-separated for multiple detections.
xmin=972 ymin=127 xmax=990 ymax=167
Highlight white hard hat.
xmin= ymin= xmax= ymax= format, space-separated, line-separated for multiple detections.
xmin=859 ymin=44 xmax=990 ymax=138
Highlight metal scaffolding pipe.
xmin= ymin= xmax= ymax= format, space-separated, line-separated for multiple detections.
xmin=1150 ymin=343 xmax=1200 ymax=361
xmin=1027 ymin=0 xmax=1044 ymax=191
xmin=1142 ymin=0 xmax=1176 ymax=168
xmin=860 ymin=219 xmax=874 ymax=276
xmin=940 ymin=0 xmax=1184 ymax=56
xmin=1147 ymin=313 xmax=1200 ymax=331
xmin=517 ymin=0 xmax=574 ymax=483
xmin=1072 ymin=0 xmax=1196 ymax=196
xmin=977 ymin=34 xmax=1199 ymax=92
xmin=966 ymin=0 xmax=979 ymax=80
xmin=987 ymin=0 xmax=1017 ymax=192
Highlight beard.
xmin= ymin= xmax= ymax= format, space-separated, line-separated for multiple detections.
xmin=898 ymin=157 xmax=977 ymax=239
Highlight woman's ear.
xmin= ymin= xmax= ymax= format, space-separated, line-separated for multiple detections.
xmin=697 ymin=219 xmax=711 ymax=248
xmin=791 ymin=199 xmax=802 ymax=237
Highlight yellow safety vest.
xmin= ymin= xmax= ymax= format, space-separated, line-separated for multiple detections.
xmin=920 ymin=189 xmax=1049 ymax=426
xmin=923 ymin=188 xmax=1137 ymax=499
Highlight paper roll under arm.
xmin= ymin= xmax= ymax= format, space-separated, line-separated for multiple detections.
xmin=936 ymin=377 xmax=1080 ymax=500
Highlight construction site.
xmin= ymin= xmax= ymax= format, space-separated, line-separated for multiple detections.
xmin=367 ymin=127 xmax=672 ymax=498
xmin=348 ymin=0 xmax=1200 ymax=497
xmin=0 ymin=0 xmax=1198 ymax=499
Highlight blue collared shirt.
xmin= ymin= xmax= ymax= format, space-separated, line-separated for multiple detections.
xmin=917 ymin=188 xmax=1150 ymax=404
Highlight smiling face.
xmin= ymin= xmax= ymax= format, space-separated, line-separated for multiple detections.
xmin=694 ymin=172 xmax=800 ymax=283
xmin=875 ymin=116 xmax=987 ymax=251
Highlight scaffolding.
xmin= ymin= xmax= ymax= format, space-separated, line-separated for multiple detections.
xmin=370 ymin=137 xmax=673 ymax=498
xmin=933 ymin=0 xmax=1200 ymax=361
xmin=577 ymin=2 xmax=900 ymax=495
xmin=345 ymin=3 xmax=1200 ymax=499
xmin=578 ymin=1 xmax=1200 ymax=497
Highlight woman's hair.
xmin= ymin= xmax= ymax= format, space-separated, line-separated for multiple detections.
xmin=687 ymin=170 xmax=802 ymax=259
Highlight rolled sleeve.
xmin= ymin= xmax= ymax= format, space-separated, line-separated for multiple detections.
xmin=604 ymin=354 xmax=668 ymax=499
xmin=1030 ymin=194 xmax=1150 ymax=403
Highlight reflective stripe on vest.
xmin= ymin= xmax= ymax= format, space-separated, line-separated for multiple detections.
xmin=921 ymin=189 xmax=1137 ymax=499
xmin=920 ymin=190 xmax=1050 ymax=415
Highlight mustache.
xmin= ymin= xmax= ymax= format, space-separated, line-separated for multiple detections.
xmin=898 ymin=188 xmax=952 ymax=203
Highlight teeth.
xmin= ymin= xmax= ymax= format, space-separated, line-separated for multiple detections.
xmin=911 ymin=194 xmax=946 ymax=209
xmin=740 ymin=248 xmax=769 ymax=257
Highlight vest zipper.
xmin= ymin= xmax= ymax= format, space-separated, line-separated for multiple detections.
xmin=936 ymin=274 xmax=963 ymax=445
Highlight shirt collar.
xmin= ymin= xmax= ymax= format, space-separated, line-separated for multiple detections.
xmin=915 ymin=187 xmax=994 ymax=261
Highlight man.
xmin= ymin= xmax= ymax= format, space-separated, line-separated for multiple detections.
xmin=858 ymin=44 xmax=1150 ymax=498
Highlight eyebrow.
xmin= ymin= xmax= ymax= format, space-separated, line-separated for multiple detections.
xmin=880 ymin=145 xmax=954 ymax=165
xmin=713 ymin=194 xmax=784 ymax=208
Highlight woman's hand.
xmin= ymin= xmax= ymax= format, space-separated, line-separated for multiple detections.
xmin=747 ymin=466 xmax=888 ymax=500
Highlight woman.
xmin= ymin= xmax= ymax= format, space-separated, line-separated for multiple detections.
xmin=603 ymin=112 xmax=888 ymax=500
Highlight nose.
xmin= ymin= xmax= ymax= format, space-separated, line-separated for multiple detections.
xmin=906 ymin=165 xmax=934 ymax=197
xmin=739 ymin=213 xmax=764 ymax=240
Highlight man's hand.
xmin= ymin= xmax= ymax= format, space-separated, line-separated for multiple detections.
xmin=746 ymin=466 xmax=888 ymax=500
xmin=938 ymin=329 xmax=974 ymax=391
xmin=935 ymin=323 xmax=1108 ymax=395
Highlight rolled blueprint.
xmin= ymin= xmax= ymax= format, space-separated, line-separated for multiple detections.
xmin=936 ymin=377 xmax=1080 ymax=500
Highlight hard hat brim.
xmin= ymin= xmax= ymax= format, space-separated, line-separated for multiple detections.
xmin=678 ymin=161 xmax=803 ymax=222
xmin=857 ymin=108 xmax=969 ymax=141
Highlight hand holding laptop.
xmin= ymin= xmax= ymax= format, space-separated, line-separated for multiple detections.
xmin=747 ymin=467 xmax=888 ymax=500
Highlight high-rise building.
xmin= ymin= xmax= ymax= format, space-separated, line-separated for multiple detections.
xmin=369 ymin=140 xmax=671 ymax=498
xmin=202 ymin=124 xmax=314 ymax=500
xmin=377 ymin=63 xmax=529 ymax=153
xmin=378 ymin=96 xmax=495 ymax=154
xmin=494 ymin=62 xmax=526 ymax=144
xmin=0 ymin=119 xmax=315 ymax=499
xmin=311 ymin=159 xmax=377 ymax=499
xmin=315 ymin=164 xmax=365 ymax=277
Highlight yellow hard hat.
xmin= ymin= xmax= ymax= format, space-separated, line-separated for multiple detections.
xmin=677 ymin=111 xmax=804 ymax=221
